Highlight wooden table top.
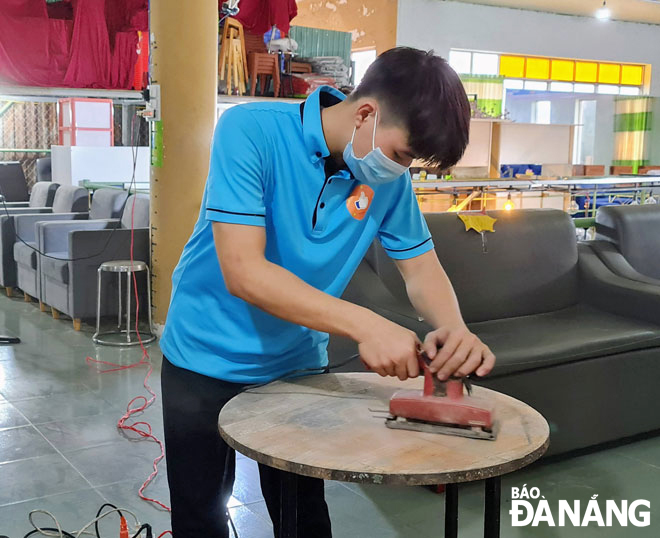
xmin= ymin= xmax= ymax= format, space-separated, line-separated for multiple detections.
xmin=218 ymin=373 xmax=549 ymax=486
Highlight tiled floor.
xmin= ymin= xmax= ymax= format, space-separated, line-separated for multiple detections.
xmin=0 ymin=292 xmax=659 ymax=537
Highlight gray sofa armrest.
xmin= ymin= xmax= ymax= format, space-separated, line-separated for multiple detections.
xmin=38 ymin=219 xmax=120 ymax=256
xmin=578 ymin=243 xmax=660 ymax=325
xmin=588 ymin=240 xmax=660 ymax=286
xmin=14 ymin=212 xmax=89 ymax=243
xmin=69 ymin=227 xmax=150 ymax=264
xmin=0 ymin=207 xmax=52 ymax=216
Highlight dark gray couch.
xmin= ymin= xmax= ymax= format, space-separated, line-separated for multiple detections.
xmin=328 ymin=209 xmax=660 ymax=456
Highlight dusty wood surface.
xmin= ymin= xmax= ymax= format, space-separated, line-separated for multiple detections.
xmin=218 ymin=373 xmax=549 ymax=486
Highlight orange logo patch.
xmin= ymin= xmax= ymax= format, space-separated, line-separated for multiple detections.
xmin=346 ymin=184 xmax=374 ymax=221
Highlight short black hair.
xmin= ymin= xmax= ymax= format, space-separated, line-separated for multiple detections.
xmin=350 ymin=47 xmax=470 ymax=171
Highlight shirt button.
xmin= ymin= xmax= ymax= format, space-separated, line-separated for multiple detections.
xmin=316 ymin=152 xmax=322 ymax=157
xmin=328 ymin=179 xmax=332 ymax=184
xmin=320 ymin=202 xmax=325 ymax=209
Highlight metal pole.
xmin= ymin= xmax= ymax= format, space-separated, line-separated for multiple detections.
xmin=484 ymin=477 xmax=501 ymax=538
xmin=445 ymin=483 xmax=459 ymax=538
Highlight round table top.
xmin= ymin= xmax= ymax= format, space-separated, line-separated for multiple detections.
xmin=99 ymin=260 xmax=148 ymax=273
xmin=218 ymin=373 xmax=549 ymax=486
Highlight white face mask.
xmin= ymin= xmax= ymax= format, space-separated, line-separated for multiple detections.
xmin=342 ymin=110 xmax=409 ymax=185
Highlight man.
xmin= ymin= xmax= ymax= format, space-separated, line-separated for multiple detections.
xmin=160 ymin=47 xmax=495 ymax=537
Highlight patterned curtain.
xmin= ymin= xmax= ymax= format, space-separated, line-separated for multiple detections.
xmin=460 ymin=75 xmax=504 ymax=118
xmin=613 ymin=96 xmax=654 ymax=173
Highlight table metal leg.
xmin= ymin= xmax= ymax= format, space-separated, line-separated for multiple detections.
xmin=445 ymin=483 xmax=458 ymax=538
xmin=280 ymin=471 xmax=298 ymax=538
xmin=484 ymin=476 xmax=501 ymax=538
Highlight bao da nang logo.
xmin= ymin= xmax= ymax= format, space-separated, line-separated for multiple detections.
xmin=509 ymin=485 xmax=651 ymax=527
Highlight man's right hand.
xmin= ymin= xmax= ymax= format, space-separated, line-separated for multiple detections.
xmin=357 ymin=317 xmax=421 ymax=380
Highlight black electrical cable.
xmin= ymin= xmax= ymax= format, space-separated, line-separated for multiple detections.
xmin=130 ymin=523 xmax=153 ymax=538
xmin=23 ymin=528 xmax=76 ymax=538
xmin=242 ymin=352 xmax=361 ymax=391
xmin=3 ymin=109 xmax=141 ymax=263
xmin=94 ymin=503 xmax=123 ymax=538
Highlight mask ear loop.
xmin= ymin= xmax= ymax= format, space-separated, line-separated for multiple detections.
xmin=371 ymin=109 xmax=378 ymax=151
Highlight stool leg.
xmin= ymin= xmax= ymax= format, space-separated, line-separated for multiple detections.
xmin=117 ymin=270 xmax=122 ymax=329
xmin=126 ymin=271 xmax=132 ymax=344
xmin=5 ymin=287 xmax=12 ymax=298
xmin=94 ymin=268 xmax=102 ymax=341
xmin=146 ymin=266 xmax=153 ymax=335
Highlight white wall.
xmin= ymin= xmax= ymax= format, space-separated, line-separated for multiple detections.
xmin=397 ymin=0 xmax=660 ymax=164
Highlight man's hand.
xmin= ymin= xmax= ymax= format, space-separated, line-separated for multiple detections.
xmin=422 ymin=326 xmax=495 ymax=380
xmin=357 ymin=318 xmax=421 ymax=380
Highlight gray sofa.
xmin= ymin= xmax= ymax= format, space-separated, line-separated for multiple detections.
xmin=0 ymin=185 xmax=88 ymax=295
xmin=329 ymin=209 xmax=660 ymax=456
xmin=38 ymin=194 xmax=150 ymax=330
xmin=14 ymin=188 xmax=128 ymax=306
xmin=1 ymin=181 xmax=59 ymax=209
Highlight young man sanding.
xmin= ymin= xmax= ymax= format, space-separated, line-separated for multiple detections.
xmin=160 ymin=47 xmax=496 ymax=537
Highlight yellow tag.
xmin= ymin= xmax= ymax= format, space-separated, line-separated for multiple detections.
xmin=457 ymin=213 xmax=497 ymax=233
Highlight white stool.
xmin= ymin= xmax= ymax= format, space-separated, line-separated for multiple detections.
xmin=93 ymin=260 xmax=155 ymax=346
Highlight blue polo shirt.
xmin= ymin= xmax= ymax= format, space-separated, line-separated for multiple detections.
xmin=160 ymin=86 xmax=434 ymax=383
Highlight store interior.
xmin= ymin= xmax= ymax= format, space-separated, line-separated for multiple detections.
xmin=1 ymin=0 xmax=660 ymax=537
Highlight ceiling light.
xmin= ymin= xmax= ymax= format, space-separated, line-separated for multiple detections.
xmin=596 ymin=1 xmax=611 ymax=20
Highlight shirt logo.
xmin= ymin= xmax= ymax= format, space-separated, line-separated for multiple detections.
xmin=346 ymin=184 xmax=374 ymax=221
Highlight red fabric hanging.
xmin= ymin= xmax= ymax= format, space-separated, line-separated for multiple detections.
xmin=0 ymin=0 xmax=147 ymax=89
xmin=234 ymin=0 xmax=298 ymax=35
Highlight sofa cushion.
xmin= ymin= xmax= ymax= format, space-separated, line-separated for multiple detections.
xmin=41 ymin=254 xmax=69 ymax=285
xmin=52 ymin=185 xmax=89 ymax=213
xmin=14 ymin=241 xmax=37 ymax=269
xmin=89 ymin=189 xmax=128 ymax=220
xmin=120 ymin=194 xmax=150 ymax=229
xmin=370 ymin=209 xmax=580 ymax=323
xmin=596 ymin=205 xmax=660 ymax=279
xmin=471 ymin=303 xmax=660 ymax=377
xmin=28 ymin=182 xmax=55 ymax=208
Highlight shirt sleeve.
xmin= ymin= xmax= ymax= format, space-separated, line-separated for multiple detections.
xmin=377 ymin=173 xmax=434 ymax=260
xmin=204 ymin=106 xmax=268 ymax=227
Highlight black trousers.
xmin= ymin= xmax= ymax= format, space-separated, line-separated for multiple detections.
xmin=161 ymin=356 xmax=332 ymax=538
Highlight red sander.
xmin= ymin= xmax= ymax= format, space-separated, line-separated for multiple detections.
xmin=386 ymin=351 xmax=498 ymax=440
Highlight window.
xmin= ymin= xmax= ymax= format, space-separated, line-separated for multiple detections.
xmin=351 ymin=49 xmax=377 ymax=86
xmin=574 ymin=83 xmax=596 ymax=94
xmin=472 ymin=53 xmax=499 ymax=75
xmin=597 ymin=85 xmax=620 ymax=95
xmin=620 ymin=86 xmax=641 ymax=96
xmin=550 ymin=82 xmax=573 ymax=93
xmin=449 ymin=50 xmax=472 ymax=74
xmin=533 ymin=101 xmax=552 ymax=124
xmin=574 ymin=100 xmax=597 ymax=165
xmin=524 ymin=80 xmax=548 ymax=91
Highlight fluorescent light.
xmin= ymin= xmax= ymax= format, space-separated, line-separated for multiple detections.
xmin=596 ymin=1 xmax=611 ymax=20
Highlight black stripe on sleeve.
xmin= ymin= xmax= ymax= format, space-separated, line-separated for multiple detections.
xmin=207 ymin=208 xmax=266 ymax=218
xmin=382 ymin=237 xmax=432 ymax=253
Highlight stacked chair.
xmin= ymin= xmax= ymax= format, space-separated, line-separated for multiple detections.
xmin=0 ymin=162 xmax=30 ymax=203
xmin=13 ymin=188 xmax=128 ymax=313
xmin=38 ymin=194 xmax=150 ymax=331
xmin=0 ymin=184 xmax=86 ymax=296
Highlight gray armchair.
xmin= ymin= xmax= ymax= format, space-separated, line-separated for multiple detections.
xmin=1 ymin=181 xmax=59 ymax=209
xmin=38 ymin=194 xmax=149 ymax=330
xmin=14 ymin=188 xmax=128 ymax=307
xmin=590 ymin=205 xmax=660 ymax=286
xmin=0 ymin=185 xmax=88 ymax=296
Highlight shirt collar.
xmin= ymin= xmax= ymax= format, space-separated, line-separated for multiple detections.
xmin=302 ymin=85 xmax=347 ymax=165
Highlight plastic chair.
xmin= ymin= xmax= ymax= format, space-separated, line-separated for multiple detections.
xmin=245 ymin=32 xmax=280 ymax=97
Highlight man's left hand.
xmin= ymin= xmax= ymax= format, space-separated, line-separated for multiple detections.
xmin=422 ymin=326 xmax=495 ymax=380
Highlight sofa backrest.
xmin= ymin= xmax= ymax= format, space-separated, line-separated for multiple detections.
xmin=369 ymin=209 xmax=580 ymax=323
xmin=51 ymin=185 xmax=89 ymax=213
xmin=89 ymin=188 xmax=129 ymax=220
xmin=29 ymin=182 xmax=59 ymax=208
xmin=596 ymin=205 xmax=660 ymax=279
xmin=0 ymin=162 xmax=29 ymax=202
xmin=120 ymin=194 xmax=150 ymax=229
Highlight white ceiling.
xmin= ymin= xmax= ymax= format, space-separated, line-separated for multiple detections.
xmin=450 ymin=0 xmax=660 ymax=25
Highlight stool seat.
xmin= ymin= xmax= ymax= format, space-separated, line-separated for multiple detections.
xmin=99 ymin=260 xmax=148 ymax=273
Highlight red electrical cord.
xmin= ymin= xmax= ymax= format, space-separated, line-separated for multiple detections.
xmin=85 ymin=117 xmax=172 ymax=523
